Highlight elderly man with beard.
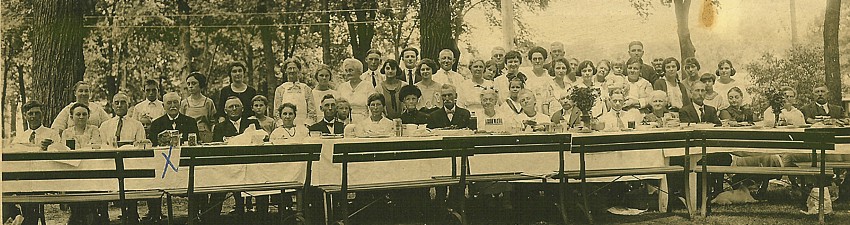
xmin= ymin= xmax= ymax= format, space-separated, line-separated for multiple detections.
xmin=802 ymin=85 xmax=849 ymax=125
xmin=427 ymin=84 xmax=471 ymax=129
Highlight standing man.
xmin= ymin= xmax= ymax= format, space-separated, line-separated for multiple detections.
xmin=362 ymin=49 xmax=386 ymax=89
xmin=544 ymin=42 xmax=566 ymax=72
xmin=309 ymin=94 xmax=346 ymax=135
xmin=131 ymin=79 xmax=165 ymax=121
xmin=427 ymin=84 xmax=471 ymax=129
xmin=432 ymin=49 xmax=465 ymax=85
xmin=802 ymin=85 xmax=849 ymax=125
xmin=490 ymin=47 xmax=507 ymax=77
xmin=627 ymin=41 xmax=659 ymax=84
xmin=399 ymin=47 xmax=422 ymax=84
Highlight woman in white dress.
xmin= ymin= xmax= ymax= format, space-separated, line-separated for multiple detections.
xmin=712 ymin=59 xmax=751 ymax=110
xmin=353 ymin=93 xmax=395 ymax=137
xmin=337 ymin=58 xmax=377 ymax=123
xmin=61 ymin=103 xmax=102 ymax=149
xmin=476 ymin=89 xmax=517 ymax=133
xmin=312 ymin=64 xmax=338 ymax=115
xmin=270 ymin=103 xmax=309 ymax=142
xmin=459 ymin=59 xmax=494 ymax=112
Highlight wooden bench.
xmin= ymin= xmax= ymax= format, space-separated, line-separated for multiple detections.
xmin=2 ymin=149 xmax=157 ymax=225
xmin=570 ymin=130 xmax=692 ymax=223
xmin=331 ymin=138 xmax=470 ymax=225
xmin=444 ymin=133 xmax=571 ymax=223
xmin=176 ymin=144 xmax=321 ymax=225
xmin=691 ymin=129 xmax=835 ymax=223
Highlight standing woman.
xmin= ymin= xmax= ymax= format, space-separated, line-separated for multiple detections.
xmin=274 ymin=59 xmax=317 ymax=125
xmin=61 ymin=103 xmax=103 ymax=149
xmin=337 ymin=58 xmax=377 ymax=123
xmin=52 ymin=81 xmax=111 ymax=131
xmin=217 ymin=61 xmax=257 ymax=121
xmin=652 ymin=57 xmax=690 ymax=110
xmin=713 ymin=59 xmax=751 ymax=109
xmin=181 ymin=72 xmax=217 ymax=143
xmin=459 ymin=59 xmax=494 ymax=112
xmin=312 ymin=64 xmax=338 ymax=114
xmin=378 ymin=59 xmax=407 ymax=119
xmin=415 ymin=58 xmax=444 ymax=112
xmin=575 ymin=60 xmax=596 ymax=88
xmin=546 ymin=58 xmax=574 ymax=114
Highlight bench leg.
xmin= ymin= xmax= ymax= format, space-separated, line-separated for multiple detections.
xmin=166 ymin=194 xmax=174 ymax=225
xmin=659 ymin=174 xmax=669 ymax=213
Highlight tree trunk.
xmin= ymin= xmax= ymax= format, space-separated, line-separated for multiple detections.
xmin=674 ymin=0 xmax=696 ymax=61
xmin=345 ymin=0 xmax=377 ymax=62
xmin=790 ymin=0 xmax=799 ymax=46
xmin=2 ymin=42 xmax=10 ymax=138
xmin=177 ymin=0 xmax=193 ymax=77
xmin=321 ymin=0 xmax=331 ymax=64
xmin=259 ymin=0 xmax=279 ymax=111
xmin=824 ymin=0 xmax=842 ymax=104
xmin=419 ymin=0 xmax=454 ymax=61
xmin=31 ymin=0 xmax=87 ymax=127
xmin=18 ymin=64 xmax=27 ymax=130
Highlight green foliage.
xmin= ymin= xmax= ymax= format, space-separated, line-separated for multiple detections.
xmin=569 ymin=87 xmax=601 ymax=114
xmin=746 ymin=45 xmax=824 ymax=117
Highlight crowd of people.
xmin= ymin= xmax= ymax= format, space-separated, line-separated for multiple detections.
xmin=6 ymin=40 xmax=850 ymax=225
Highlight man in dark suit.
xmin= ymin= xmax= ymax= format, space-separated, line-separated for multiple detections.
xmin=427 ymin=84 xmax=471 ymax=129
xmin=213 ymin=97 xmax=261 ymax=142
xmin=802 ymin=85 xmax=849 ymax=125
xmin=207 ymin=97 xmax=259 ymax=221
xmin=679 ymin=82 xmax=721 ymax=125
xmin=148 ymin=92 xmax=199 ymax=146
xmin=309 ymin=94 xmax=345 ymax=135
xmin=137 ymin=92 xmax=199 ymax=223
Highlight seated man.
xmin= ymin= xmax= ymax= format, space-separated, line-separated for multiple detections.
xmin=213 ymin=97 xmax=261 ymax=142
xmin=427 ymin=84 xmax=471 ymax=129
xmin=679 ymin=82 xmax=721 ymax=125
xmin=100 ymin=92 xmax=147 ymax=147
xmin=598 ymin=93 xmax=642 ymax=131
xmin=399 ymin=85 xmax=430 ymax=125
xmin=516 ymin=89 xmax=550 ymax=132
xmin=762 ymin=86 xmax=805 ymax=126
xmin=7 ymin=100 xmax=59 ymax=225
xmin=309 ymin=94 xmax=345 ymax=135
xmin=149 ymin=92 xmax=199 ymax=146
xmin=801 ymin=85 xmax=849 ymax=125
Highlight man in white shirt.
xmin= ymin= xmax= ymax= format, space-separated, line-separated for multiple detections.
xmin=399 ymin=47 xmax=422 ymax=84
xmin=360 ymin=49 xmax=386 ymax=88
xmin=432 ymin=49 xmax=466 ymax=85
xmin=130 ymin=79 xmax=165 ymax=121
xmin=100 ymin=92 xmax=147 ymax=147
xmin=516 ymin=89 xmax=550 ymax=132
xmin=598 ymin=93 xmax=642 ymax=132
xmin=11 ymin=100 xmax=61 ymax=151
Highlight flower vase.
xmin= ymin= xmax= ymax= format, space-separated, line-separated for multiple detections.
xmin=579 ymin=114 xmax=593 ymax=133
xmin=774 ymin=113 xmax=781 ymax=127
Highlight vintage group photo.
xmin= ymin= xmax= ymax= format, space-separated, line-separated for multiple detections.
xmin=1 ymin=0 xmax=849 ymax=224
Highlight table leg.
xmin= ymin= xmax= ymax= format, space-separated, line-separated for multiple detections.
xmin=659 ymin=174 xmax=669 ymax=212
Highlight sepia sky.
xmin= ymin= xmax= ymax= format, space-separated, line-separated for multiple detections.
xmin=462 ymin=0 xmax=829 ymax=74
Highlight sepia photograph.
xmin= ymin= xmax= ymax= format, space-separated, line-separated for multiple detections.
xmin=1 ymin=0 xmax=849 ymax=224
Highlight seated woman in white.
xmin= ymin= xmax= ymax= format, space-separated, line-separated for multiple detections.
xmin=60 ymin=103 xmax=102 ymax=149
xmin=270 ymin=103 xmax=310 ymax=143
xmin=476 ymin=89 xmax=518 ymax=133
xmin=762 ymin=86 xmax=806 ymax=126
xmin=353 ymin=93 xmax=395 ymax=137
xmin=516 ymin=89 xmax=550 ymax=132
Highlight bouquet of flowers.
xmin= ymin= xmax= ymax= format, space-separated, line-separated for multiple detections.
xmin=765 ymin=87 xmax=785 ymax=126
xmin=569 ymin=87 xmax=601 ymax=115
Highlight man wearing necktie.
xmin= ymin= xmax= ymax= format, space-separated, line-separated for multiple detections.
xmin=433 ymin=49 xmax=466 ymax=85
xmin=679 ymin=82 xmax=720 ymax=125
xmin=149 ymin=92 xmax=199 ymax=146
xmin=7 ymin=102 xmax=59 ymax=225
xmin=400 ymin=47 xmax=421 ymax=84
xmin=599 ymin=93 xmax=642 ymax=131
xmin=100 ymin=92 xmax=147 ymax=147
xmin=361 ymin=49 xmax=386 ymax=88
xmin=427 ymin=84 xmax=471 ymax=129
xmin=802 ymin=85 xmax=849 ymax=125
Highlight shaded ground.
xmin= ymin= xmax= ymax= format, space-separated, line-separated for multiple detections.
xmin=32 ymin=181 xmax=850 ymax=225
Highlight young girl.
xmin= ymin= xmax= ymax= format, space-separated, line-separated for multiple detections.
xmin=378 ymin=59 xmax=407 ymax=119
xmin=181 ymin=72 xmax=217 ymax=143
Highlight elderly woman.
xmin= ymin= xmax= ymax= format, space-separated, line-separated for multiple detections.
xmin=550 ymin=91 xmax=582 ymax=128
xmin=338 ymin=58 xmax=377 ymax=123
xmin=312 ymin=64 xmax=339 ymax=114
xmin=275 ymin=59 xmax=317 ymax=125
xmin=653 ymin=57 xmax=691 ymax=109
xmin=415 ymin=58 xmax=444 ymax=112
xmin=52 ymin=81 xmax=111 ymax=131
xmin=476 ymin=89 xmax=516 ymax=133
xmin=181 ymin=72 xmax=217 ymax=143
xmin=61 ymin=103 xmax=103 ymax=149
xmin=353 ymin=93 xmax=395 ymax=137
xmin=643 ymin=90 xmax=674 ymax=125
xmin=218 ymin=61 xmax=257 ymax=121
xmin=378 ymin=59 xmax=407 ymax=119
xmin=459 ymin=59 xmax=494 ymax=112
xmin=719 ymin=87 xmax=754 ymax=126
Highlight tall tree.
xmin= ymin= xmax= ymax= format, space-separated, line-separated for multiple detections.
xmin=824 ymin=0 xmax=842 ymax=103
xmin=30 ymin=0 xmax=89 ymax=126
xmin=419 ymin=0 xmax=454 ymax=61
xmin=674 ymin=0 xmax=696 ymax=61
xmin=344 ymin=0 xmax=378 ymax=61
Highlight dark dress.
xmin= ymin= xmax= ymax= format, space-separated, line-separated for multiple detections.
xmin=400 ymin=109 xmax=430 ymax=125
xmin=719 ymin=105 xmax=754 ymax=123
xmin=217 ymin=85 xmax=257 ymax=119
